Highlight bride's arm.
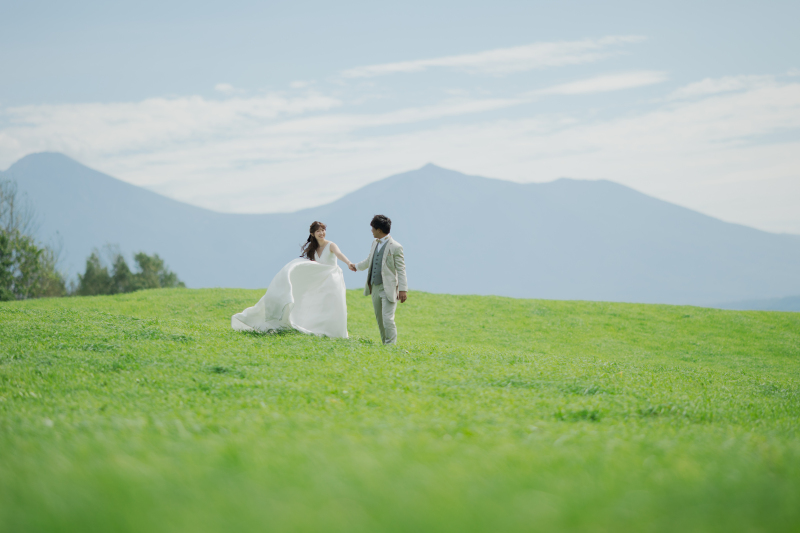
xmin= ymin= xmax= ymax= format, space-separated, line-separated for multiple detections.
xmin=329 ymin=243 xmax=355 ymax=269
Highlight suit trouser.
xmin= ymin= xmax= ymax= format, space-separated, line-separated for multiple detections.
xmin=371 ymin=283 xmax=397 ymax=345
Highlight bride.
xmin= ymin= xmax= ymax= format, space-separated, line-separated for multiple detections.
xmin=231 ymin=221 xmax=354 ymax=338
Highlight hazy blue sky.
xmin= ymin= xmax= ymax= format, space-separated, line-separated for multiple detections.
xmin=2 ymin=0 xmax=799 ymax=233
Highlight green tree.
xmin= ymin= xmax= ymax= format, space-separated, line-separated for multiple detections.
xmin=36 ymin=246 xmax=69 ymax=298
xmin=111 ymin=253 xmax=134 ymax=294
xmin=10 ymin=232 xmax=43 ymax=299
xmin=0 ymin=229 xmax=67 ymax=301
xmin=0 ymin=232 xmax=14 ymax=301
xmin=76 ymin=249 xmax=185 ymax=296
xmin=0 ymin=180 xmax=67 ymax=300
xmin=132 ymin=252 xmax=185 ymax=290
xmin=76 ymin=252 xmax=113 ymax=296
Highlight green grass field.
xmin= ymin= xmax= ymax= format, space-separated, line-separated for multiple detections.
xmin=1 ymin=288 xmax=799 ymax=532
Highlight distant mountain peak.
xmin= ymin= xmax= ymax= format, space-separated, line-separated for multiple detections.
xmin=13 ymin=151 xmax=77 ymax=164
xmin=5 ymin=151 xmax=86 ymax=174
xmin=2 ymin=150 xmax=798 ymax=306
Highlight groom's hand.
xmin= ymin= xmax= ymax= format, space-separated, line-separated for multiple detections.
xmin=348 ymin=263 xmax=357 ymax=272
xmin=399 ymin=291 xmax=407 ymax=303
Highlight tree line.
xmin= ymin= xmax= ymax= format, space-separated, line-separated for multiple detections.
xmin=1 ymin=179 xmax=184 ymax=301
xmin=76 ymin=247 xmax=185 ymax=296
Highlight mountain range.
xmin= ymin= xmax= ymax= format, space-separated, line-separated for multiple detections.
xmin=2 ymin=152 xmax=799 ymax=309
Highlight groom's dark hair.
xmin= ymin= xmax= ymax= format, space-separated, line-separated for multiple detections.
xmin=371 ymin=215 xmax=391 ymax=234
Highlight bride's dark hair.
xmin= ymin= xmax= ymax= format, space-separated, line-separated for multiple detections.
xmin=300 ymin=221 xmax=327 ymax=261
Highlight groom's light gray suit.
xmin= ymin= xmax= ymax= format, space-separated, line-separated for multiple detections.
xmin=356 ymin=236 xmax=407 ymax=344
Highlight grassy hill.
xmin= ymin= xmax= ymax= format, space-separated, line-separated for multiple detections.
xmin=1 ymin=289 xmax=799 ymax=532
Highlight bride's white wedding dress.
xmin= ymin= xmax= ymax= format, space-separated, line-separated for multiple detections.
xmin=231 ymin=243 xmax=348 ymax=338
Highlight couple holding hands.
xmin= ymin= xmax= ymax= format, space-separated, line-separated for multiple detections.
xmin=232 ymin=215 xmax=408 ymax=344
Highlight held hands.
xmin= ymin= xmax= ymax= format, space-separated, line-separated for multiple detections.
xmin=348 ymin=263 xmax=357 ymax=272
xmin=398 ymin=291 xmax=407 ymax=303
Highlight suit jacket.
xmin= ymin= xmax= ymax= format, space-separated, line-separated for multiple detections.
xmin=356 ymin=236 xmax=408 ymax=303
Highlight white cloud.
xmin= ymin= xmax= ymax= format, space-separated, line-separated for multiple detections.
xmin=1 ymin=74 xmax=798 ymax=234
xmin=214 ymin=83 xmax=237 ymax=94
xmin=0 ymin=92 xmax=342 ymax=173
xmin=341 ymin=35 xmax=645 ymax=78
xmin=668 ymin=75 xmax=773 ymax=99
xmin=535 ymin=71 xmax=668 ymax=95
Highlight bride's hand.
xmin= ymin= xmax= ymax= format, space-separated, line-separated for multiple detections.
xmin=348 ymin=263 xmax=357 ymax=272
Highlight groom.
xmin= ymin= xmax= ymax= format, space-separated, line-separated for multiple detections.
xmin=349 ymin=215 xmax=408 ymax=345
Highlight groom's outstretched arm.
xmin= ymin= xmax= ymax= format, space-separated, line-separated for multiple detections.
xmin=356 ymin=254 xmax=371 ymax=271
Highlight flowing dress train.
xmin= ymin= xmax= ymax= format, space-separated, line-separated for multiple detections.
xmin=231 ymin=243 xmax=348 ymax=338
